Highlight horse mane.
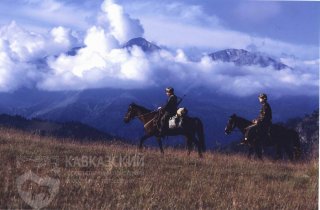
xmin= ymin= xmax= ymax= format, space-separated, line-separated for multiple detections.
xmin=235 ymin=115 xmax=251 ymax=124
xmin=131 ymin=103 xmax=152 ymax=113
xmin=231 ymin=114 xmax=252 ymax=126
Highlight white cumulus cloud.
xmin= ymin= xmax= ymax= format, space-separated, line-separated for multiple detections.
xmin=99 ymin=0 xmax=144 ymax=44
xmin=0 ymin=0 xmax=318 ymax=98
xmin=0 ymin=21 xmax=79 ymax=91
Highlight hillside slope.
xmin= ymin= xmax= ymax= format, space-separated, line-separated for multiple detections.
xmin=0 ymin=114 xmax=114 ymax=141
xmin=0 ymin=88 xmax=317 ymax=148
xmin=0 ymin=128 xmax=317 ymax=209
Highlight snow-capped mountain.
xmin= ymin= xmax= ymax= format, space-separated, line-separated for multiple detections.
xmin=122 ymin=37 xmax=161 ymax=52
xmin=208 ymin=49 xmax=290 ymax=70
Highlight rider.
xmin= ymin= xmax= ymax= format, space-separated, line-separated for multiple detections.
xmin=158 ymin=87 xmax=178 ymax=136
xmin=242 ymin=93 xmax=272 ymax=145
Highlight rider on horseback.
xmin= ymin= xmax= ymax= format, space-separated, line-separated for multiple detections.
xmin=242 ymin=93 xmax=272 ymax=145
xmin=158 ymin=87 xmax=178 ymax=136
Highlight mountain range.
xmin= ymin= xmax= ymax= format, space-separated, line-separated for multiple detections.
xmin=122 ymin=37 xmax=290 ymax=70
xmin=0 ymin=87 xmax=317 ymax=148
xmin=60 ymin=37 xmax=291 ymax=71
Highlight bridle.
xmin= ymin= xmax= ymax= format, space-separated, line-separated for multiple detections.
xmin=229 ymin=119 xmax=236 ymax=131
xmin=225 ymin=117 xmax=240 ymax=134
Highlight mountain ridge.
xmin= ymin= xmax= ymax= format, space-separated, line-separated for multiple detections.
xmin=122 ymin=38 xmax=290 ymax=70
xmin=0 ymin=88 xmax=317 ymax=148
xmin=208 ymin=48 xmax=290 ymax=70
xmin=122 ymin=37 xmax=161 ymax=52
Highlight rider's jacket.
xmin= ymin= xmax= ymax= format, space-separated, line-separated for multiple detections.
xmin=257 ymin=102 xmax=272 ymax=125
xmin=163 ymin=95 xmax=178 ymax=116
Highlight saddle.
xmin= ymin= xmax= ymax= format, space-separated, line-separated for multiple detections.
xmin=247 ymin=125 xmax=272 ymax=144
xmin=155 ymin=107 xmax=188 ymax=132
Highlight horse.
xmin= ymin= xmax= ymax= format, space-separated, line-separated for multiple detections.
xmin=224 ymin=114 xmax=301 ymax=161
xmin=124 ymin=103 xmax=205 ymax=157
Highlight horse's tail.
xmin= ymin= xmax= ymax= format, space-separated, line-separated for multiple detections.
xmin=195 ymin=118 xmax=206 ymax=152
xmin=292 ymin=130 xmax=302 ymax=160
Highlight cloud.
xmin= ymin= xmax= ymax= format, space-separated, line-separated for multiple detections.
xmin=0 ymin=21 xmax=79 ymax=91
xmin=139 ymin=16 xmax=318 ymax=60
xmin=98 ymin=0 xmax=144 ymax=44
xmin=0 ymin=0 xmax=318 ymax=97
xmin=40 ymin=37 xmax=319 ymax=97
xmin=0 ymin=0 xmax=94 ymax=37
xmin=122 ymin=1 xmax=221 ymax=28
xmin=0 ymin=38 xmax=40 ymax=91
xmin=0 ymin=21 xmax=79 ymax=61
xmin=122 ymin=1 xmax=318 ymax=60
xmin=234 ymin=1 xmax=281 ymax=23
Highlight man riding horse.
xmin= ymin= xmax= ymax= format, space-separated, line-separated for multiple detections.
xmin=158 ymin=87 xmax=178 ymax=136
xmin=242 ymin=93 xmax=272 ymax=145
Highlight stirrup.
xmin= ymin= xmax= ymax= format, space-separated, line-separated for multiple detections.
xmin=240 ymin=138 xmax=248 ymax=145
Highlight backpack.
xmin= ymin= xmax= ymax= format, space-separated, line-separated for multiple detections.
xmin=168 ymin=108 xmax=188 ymax=129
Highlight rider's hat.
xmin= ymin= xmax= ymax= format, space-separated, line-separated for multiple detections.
xmin=258 ymin=93 xmax=267 ymax=100
xmin=165 ymin=87 xmax=174 ymax=94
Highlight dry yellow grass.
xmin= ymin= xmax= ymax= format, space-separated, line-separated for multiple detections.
xmin=0 ymin=128 xmax=318 ymax=210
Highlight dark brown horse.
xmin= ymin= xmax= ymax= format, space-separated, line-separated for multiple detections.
xmin=224 ymin=114 xmax=301 ymax=160
xmin=124 ymin=103 xmax=205 ymax=157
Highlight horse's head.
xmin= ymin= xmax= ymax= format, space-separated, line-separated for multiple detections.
xmin=225 ymin=114 xmax=237 ymax=135
xmin=124 ymin=103 xmax=138 ymax=123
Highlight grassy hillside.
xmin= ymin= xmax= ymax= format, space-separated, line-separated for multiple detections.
xmin=0 ymin=128 xmax=318 ymax=209
xmin=0 ymin=114 xmax=114 ymax=141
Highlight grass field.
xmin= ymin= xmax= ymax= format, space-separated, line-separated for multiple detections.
xmin=0 ymin=128 xmax=318 ymax=209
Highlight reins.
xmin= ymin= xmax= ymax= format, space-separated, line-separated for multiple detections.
xmin=129 ymin=105 xmax=163 ymax=129
xmin=135 ymin=110 xmax=158 ymax=118
xmin=144 ymin=117 xmax=157 ymax=128
xmin=135 ymin=110 xmax=161 ymax=129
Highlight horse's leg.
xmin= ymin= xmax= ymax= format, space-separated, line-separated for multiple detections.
xmin=193 ymin=137 xmax=200 ymax=148
xmin=284 ymin=145 xmax=294 ymax=161
xmin=293 ymin=146 xmax=302 ymax=161
xmin=194 ymin=135 xmax=203 ymax=158
xmin=185 ymin=136 xmax=192 ymax=156
xmin=156 ymin=137 xmax=164 ymax=154
xmin=198 ymin=148 xmax=203 ymax=158
xmin=275 ymin=144 xmax=282 ymax=160
xmin=256 ymin=147 xmax=263 ymax=160
xmin=247 ymin=146 xmax=254 ymax=159
xmin=139 ymin=134 xmax=151 ymax=150
xmin=190 ymin=134 xmax=202 ymax=157
xmin=255 ymin=143 xmax=263 ymax=160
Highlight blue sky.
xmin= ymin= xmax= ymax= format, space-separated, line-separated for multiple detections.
xmin=121 ymin=0 xmax=320 ymax=46
xmin=0 ymin=0 xmax=319 ymax=51
xmin=0 ymin=0 xmax=318 ymax=95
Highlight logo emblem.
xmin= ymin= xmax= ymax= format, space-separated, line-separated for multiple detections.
xmin=16 ymin=170 xmax=60 ymax=209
